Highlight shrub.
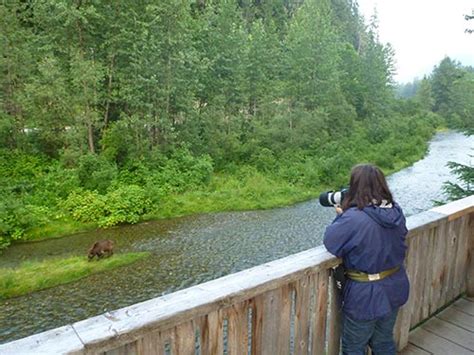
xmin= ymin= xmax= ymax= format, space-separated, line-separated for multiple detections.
xmin=62 ymin=190 xmax=106 ymax=223
xmin=63 ymin=185 xmax=151 ymax=227
xmin=99 ymin=185 xmax=151 ymax=227
xmin=0 ymin=194 xmax=51 ymax=249
xmin=148 ymin=149 xmax=214 ymax=193
xmin=77 ymin=154 xmax=117 ymax=194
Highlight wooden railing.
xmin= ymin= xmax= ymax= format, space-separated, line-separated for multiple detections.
xmin=1 ymin=195 xmax=473 ymax=354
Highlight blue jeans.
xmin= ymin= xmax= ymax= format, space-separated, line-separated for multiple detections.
xmin=342 ymin=309 xmax=398 ymax=355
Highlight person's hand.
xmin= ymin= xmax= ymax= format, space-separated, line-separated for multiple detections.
xmin=335 ymin=205 xmax=343 ymax=215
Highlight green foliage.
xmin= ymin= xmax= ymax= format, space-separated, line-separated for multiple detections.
xmin=62 ymin=190 xmax=106 ymax=224
xmin=99 ymin=185 xmax=151 ymax=227
xmin=77 ymin=154 xmax=117 ymax=193
xmin=63 ymin=185 xmax=151 ymax=227
xmin=443 ymin=158 xmax=474 ymax=201
xmin=144 ymin=149 xmax=214 ymax=194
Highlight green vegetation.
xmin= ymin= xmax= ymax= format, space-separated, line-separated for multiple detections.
xmin=0 ymin=252 xmax=150 ymax=299
xmin=2 ymin=1 xmax=471 ymax=250
xmin=443 ymin=157 xmax=473 ymax=201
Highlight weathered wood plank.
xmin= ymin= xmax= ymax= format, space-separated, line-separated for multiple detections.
xmin=326 ymin=271 xmax=341 ymax=355
xmin=429 ymin=223 xmax=444 ymax=314
xmin=275 ymin=285 xmax=292 ymax=354
xmin=400 ymin=343 xmax=431 ymax=355
xmin=225 ymin=301 xmax=249 ymax=355
xmin=202 ymin=310 xmax=224 ymax=355
xmin=159 ymin=327 xmax=175 ymax=354
xmin=405 ymin=211 xmax=446 ymax=236
xmin=173 ymin=321 xmax=195 ymax=355
xmin=467 ymin=213 xmax=474 ymax=297
xmin=422 ymin=227 xmax=436 ymax=320
xmin=394 ymin=233 xmax=418 ymax=349
xmin=258 ymin=286 xmax=292 ymax=355
xmin=250 ymin=295 xmax=263 ymax=355
xmin=436 ymin=307 xmax=474 ymax=332
xmin=0 ymin=325 xmax=84 ymax=355
xmin=437 ymin=219 xmax=450 ymax=309
xmin=453 ymin=216 xmax=470 ymax=297
xmin=408 ymin=327 xmax=472 ymax=355
xmin=415 ymin=229 xmax=430 ymax=326
xmin=453 ymin=297 xmax=474 ymax=316
xmin=310 ymin=270 xmax=328 ymax=355
xmin=447 ymin=219 xmax=462 ymax=302
xmin=136 ymin=330 xmax=164 ymax=355
xmin=293 ymin=275 xmax=312 ymax=355
xmin=105 ymin=341 xmax=138 ymax=355
xmin=422 ymin=317 xmax=474 ymax=351
xmin=430 ymin=195 xmax=474 ymax=221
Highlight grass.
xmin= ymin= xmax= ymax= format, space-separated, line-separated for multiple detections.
xmin=0 ymin=252 xmax=150 ymax=300
xmin=147 ymin=172 xmax=319 ymax=219
xmin=24 ymin=218 xmax=97 ymax=242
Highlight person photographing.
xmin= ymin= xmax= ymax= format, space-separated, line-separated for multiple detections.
xmin=323 ymin=164 xmax=409 ymax=355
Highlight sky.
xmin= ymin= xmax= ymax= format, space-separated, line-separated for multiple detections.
xmin=357 ymin=0 xmax=474 ymax=83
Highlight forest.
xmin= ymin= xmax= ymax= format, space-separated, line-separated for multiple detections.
xmin=1 ymin=0 xmax=473 ymax=250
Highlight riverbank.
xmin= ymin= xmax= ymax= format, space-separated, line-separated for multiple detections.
xmin=21 ymin=140 xmax=430 ymax=244
xmin=0 ymin=252 xmax=150 ymax=300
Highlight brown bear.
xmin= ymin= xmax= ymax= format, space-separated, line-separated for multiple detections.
xmin=88 ymin=240 xmax=114 ymax=261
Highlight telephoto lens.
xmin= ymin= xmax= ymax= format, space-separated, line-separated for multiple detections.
xmin=319 ymin=189 xmax=348 ymax=207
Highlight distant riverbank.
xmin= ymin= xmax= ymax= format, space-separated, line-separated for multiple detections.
xmin=23 ymin=133 xmax=432 ymax=245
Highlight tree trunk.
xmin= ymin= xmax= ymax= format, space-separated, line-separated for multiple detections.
xmin=104 ymin=55 xmax=115 ymax=130
xmin=87 ymin=120 xmax=95 ymax=153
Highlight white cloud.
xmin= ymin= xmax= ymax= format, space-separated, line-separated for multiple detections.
xmin=357 ymin=0 xmax=474 ymax=83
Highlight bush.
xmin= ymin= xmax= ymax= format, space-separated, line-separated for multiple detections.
xmin=77 ymin=154 xmax=117 ymax=194
xmin=62 ymin=190 xmax=106 ymax=223
xmin=148 ymin=149 xmax=214 ymax=193
xmin=0 ymin=194 xmax=51 ymax=249
xmin=62 ymin=185 xmax=151 ymax=227
xmin=99 ymin=185 xmax=151 ymax=227
xmin=251 ymin=148 xmax=277 ymax=173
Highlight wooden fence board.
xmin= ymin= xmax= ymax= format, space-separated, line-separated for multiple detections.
xmin=422 ymin=228 xmax=435 ymax=320
xmin=429 ymin=224 xmax=443 ymax=315
xmin=136 ymin=330 xmax=164 ymax=355
xmin=453 ymin=216 xmax=470 ymax=296
xmin=173 ymin=321 xmax=195 ymax=355
xmin=293 ymin=275 xmax=312 ymax=355
xmin=225 ymin=301 xmax=249 ymax=355
xmin=310 ymin=270 xmax=328 ymax=355
xmin=326 ymin=272 xmax=341 ymax=355
xmin=395 ymin=232 xmax=419 ymax=348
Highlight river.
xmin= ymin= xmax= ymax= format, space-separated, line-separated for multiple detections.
xmin=0 ymin=131 xmax=472 ymax=344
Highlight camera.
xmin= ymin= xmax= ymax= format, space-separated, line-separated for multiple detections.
xmin=319 ymin=188 xmax=348 ymax=207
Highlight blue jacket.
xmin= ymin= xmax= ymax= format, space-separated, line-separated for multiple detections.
xmin=323 ymin=203 xmax=409 ymax=321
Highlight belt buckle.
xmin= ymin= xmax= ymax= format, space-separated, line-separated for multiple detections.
xmin=368 ymin=273 xmax=381 ymax=281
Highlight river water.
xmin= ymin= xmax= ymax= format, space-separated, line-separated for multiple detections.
xmin=0 ymin=131 xmax=472 ymax=344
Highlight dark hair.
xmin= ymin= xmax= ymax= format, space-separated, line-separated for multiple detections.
xmin=341 ymin=164 xmax=393 ymax=211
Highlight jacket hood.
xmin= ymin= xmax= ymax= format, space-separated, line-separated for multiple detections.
xmin=362 ymin=202 xmax=404 ymax=229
